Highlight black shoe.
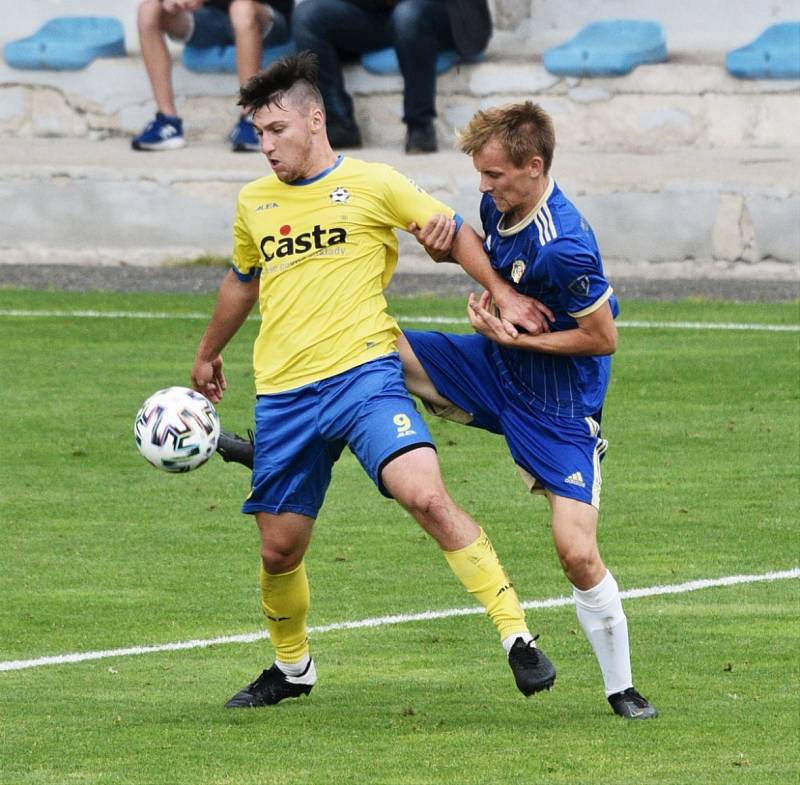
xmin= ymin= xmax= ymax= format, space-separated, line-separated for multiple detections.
xmin=405 ymin=122 xmax=437 ymax=154
xmin=508 ymin=636 xmax=556 ymax=696
xmin=608 ymin=687 xmax=658 ymax=719
xmin=327 ymin=121 xmax=362 ymax=149
xmin=225 ymin=661 xmax=316 ymax=708
xmin=216 ymin=428 xmax=254 ymax=469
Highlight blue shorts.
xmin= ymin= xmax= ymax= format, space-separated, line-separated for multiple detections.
xmin=404 ymin=331 xmax=608 ymax=508
xmin=178 ymin=5 xmax=289 ymax=48
xmin=242 ymin=355 xmax=435 ymax=518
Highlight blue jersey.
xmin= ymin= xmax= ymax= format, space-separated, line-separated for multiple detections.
xmin=481 ymin=179 xmax=618 ymax=418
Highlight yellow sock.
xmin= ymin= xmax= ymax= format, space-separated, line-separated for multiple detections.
xmin=443 ymin=528 xmax=529 ymax=641
xmin=259 ymin=561 xmax=310 ymax=663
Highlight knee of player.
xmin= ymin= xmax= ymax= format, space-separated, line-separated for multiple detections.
xmin=261 ymin=545 xmax=301 ymax=574
xmin=401 ymin=487 xmax=452 ymax=525
xmin=557 ymin=543 xmax=600 ymax=580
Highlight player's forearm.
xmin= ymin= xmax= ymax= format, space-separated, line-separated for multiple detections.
xmin=450 ymin=223 xmax=509 ymax=296
xmin=478 ymin=295 xmax=618 ymax=356
xmin=511 ymin=322 xmax=617 ymax=356
xmin=468 ymin=291 xmax=615 ymax=356
xmin=195 ymin=270 xmax=259 ymax=360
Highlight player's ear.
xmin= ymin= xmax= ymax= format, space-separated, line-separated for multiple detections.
xmin=528 ymin=156 xmax=545 ymax=179
xmin=309 ymin=106 xmax=325 ymax=134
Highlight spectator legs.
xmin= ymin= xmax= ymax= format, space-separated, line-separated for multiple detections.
xmin=292 ymin=0 xmax=392 ymax=145
xmin=392 ymin=0 xmax=454 ymax=129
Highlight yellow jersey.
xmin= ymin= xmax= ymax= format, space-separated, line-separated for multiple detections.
xmin=231 ymin=155 xmax=459 ymax=394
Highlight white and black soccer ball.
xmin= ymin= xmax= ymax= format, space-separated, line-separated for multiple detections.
xmin=134 ymin=386 xmax=220 ymax=473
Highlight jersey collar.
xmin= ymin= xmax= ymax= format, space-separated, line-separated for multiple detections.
xmin=290 ymin=154 xmax=344 ymax=186
xmin=497 ymin=176 xmax=554 ymax=237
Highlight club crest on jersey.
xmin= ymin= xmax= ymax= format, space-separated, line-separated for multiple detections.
xmin=511 ymin=260 xmax=526 ymax=284
xmin=329 ymin=187 xmax=349 ymax=204
xmin=568 ymin=275 xmax=590 ymax=297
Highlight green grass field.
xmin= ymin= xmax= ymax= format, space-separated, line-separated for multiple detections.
xmin=1 ymin=288 xmax=798 ymax=785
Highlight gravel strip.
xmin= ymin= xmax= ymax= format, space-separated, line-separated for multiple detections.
xmin=0 ymin=264 xmax=796 ymax=302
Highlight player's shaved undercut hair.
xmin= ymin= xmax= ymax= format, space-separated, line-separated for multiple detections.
xmin=238 ymin=51 xmax=325 ymax=115
xmin=458 ymin=101 xmax=556 ymax=173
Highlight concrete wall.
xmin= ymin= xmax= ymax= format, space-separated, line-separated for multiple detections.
xmin=2 ymin=139 xmax=797 ymax=277
xmin=2 ymin=56 xmax=798 ymax=150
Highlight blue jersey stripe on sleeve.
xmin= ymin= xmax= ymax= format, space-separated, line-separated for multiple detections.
xmin=230 ymin=262 xmax=261 ymax=282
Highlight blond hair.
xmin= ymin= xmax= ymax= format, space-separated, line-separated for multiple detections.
xmin=458 ymin=101 xmax=555 ymax=173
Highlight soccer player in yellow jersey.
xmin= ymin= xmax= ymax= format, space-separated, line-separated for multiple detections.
xmin=190 ymin=52 xmax=556 ymax=707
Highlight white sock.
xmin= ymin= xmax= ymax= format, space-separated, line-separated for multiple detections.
xmin=501 ymin=631 xmax=533 ymax=654
xmin=275 ymin=655 xmax=316 ymax=683
xmin=573 ymin=570 xmax=633 ymax=696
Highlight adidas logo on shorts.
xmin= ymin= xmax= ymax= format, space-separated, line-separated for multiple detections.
xmin=564 ymin=471 xmax=586 ymax=487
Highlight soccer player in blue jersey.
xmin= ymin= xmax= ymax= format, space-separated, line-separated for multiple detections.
xmin=190 ymin=54 xmax=557 ymax=707
xmin=400 ymin=101 xmax=658 ymax=719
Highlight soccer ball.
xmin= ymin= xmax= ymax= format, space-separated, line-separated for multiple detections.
xmin=134 ymin=386 xmax=220 ymax=473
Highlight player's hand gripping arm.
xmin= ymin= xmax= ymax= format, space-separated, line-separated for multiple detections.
xmin=468 ymin=290 xmax=617 ymax=356
xmin=191 ymin=269 xmax=259 ymax=403
xmin=409 ymin=215 xmax=554 ymax=336
xmin=452 ymin=223 xmax=555 ymax=336
xmin=408 ymin=213 xmax=459 ymax=263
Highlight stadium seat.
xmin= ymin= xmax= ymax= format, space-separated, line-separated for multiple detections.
xmin=725 ymin=22 xmax=800 ymax=79
xmin=543 ymin=20 xmax=667 ymax=77
xmin=360 ymin=47 xmax=484 ymax=76
xmin=182 ymin=39 xmax=296 ymax=73
xmin=3 ymin=17 xmax=126 ymax=71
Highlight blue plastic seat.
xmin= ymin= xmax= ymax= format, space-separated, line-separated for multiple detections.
xmin=543 ymin=20 xmax=667 ymax=77
xmin=726 ymin=22 xmax=800 ymax=79
xmin=360 ymin=47 xmax=484 ymax=76
xmin=182 ymin=39 xmax=295 ymax=73
xmin=3 ymin=17 xmax=125 ymax=71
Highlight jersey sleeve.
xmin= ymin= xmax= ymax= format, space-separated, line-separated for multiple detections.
xmin=379 ymin=164 xmax=461 ymax=233
xmin=544 ymin=237 xmax=613 ymax=318
xmin=230 ymin=195 xmax=261 ymax=282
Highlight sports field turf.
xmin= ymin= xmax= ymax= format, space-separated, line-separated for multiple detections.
xmin=1 ymin=289 xmax=798 ymax=785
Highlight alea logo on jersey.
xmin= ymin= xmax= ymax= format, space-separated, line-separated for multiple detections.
xmin=259 ymin=223 xmax=348 ymax=262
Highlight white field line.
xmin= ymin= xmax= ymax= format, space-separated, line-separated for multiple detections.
xmin=1 ymin=567 xmax=797 ymax=674
xmin=615 ymin=320 xmax=799 ymax=333
xmin=0 ymin=308 xmax=798 ymax=332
